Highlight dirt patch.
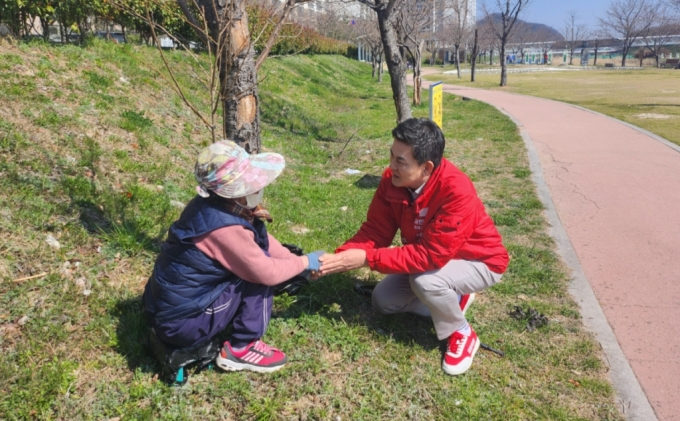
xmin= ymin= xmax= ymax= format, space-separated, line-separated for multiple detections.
xmin=635 ymin=113 xmax=674 ymax=119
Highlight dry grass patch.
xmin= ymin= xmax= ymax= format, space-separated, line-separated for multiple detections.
xmin=426 ymin=66 xmax=680 ymax=146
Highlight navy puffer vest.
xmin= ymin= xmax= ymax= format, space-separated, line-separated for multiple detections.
xmin=144 ymin=196 xmax=269 ymax=324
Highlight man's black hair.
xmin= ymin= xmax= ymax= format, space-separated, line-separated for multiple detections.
xmin=391 ymin=118 xmax=445 ymax=169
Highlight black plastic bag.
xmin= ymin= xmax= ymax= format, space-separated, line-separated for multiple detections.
xmin=273 ymin=244 xmax=311 ymax=296
xmin=148 ymin=327 xmax=220 ymax=385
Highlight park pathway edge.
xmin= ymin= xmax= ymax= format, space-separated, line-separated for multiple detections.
xmin=501 ymin=108 xmax=658 ymax=421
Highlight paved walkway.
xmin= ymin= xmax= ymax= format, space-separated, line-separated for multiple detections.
xmin=416 ymin=71 xmax=680 ymax=421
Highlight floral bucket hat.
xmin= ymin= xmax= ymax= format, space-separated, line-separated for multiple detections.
xmin=194 ymin=140 xmax=285 ymax=199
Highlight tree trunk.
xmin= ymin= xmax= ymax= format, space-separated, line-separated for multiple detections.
xmin=221 ymin=0 xmax=261 ymax=152
xmin=413 ymin=45 xmax=422 ymax=106
xmin=471 ymin=28 xmax=478 ymax=82
xmin=500 ymin=42 xmax=508 ymax=86
xmin=454 ymin=45 xmax=461 ymax=78
xmin=78 ymin=20 xmax=86 ymax=44
xmin=490 ymin=48 xmax=494 ymax=65
xmin=656 ymin=54 xmax=660 ymax=68
xmin=376 ymin=9 xmax=412 ymax=122
xmin=639 ymin=48 xmax=644 ymax=67
xmin=594 ymin=46 xmax=598 ymax=65
xmin=372 ymin=52 xmax=377 ymax=78
xmin=122 ymin=25 xmax=127 ymax=43
xmin=21 ymin=9 xmax=30 ymax=38
xmin=621 ymin=44 xmax=629 ymax=67
xmin=378 ymin=53 xmax=384 ymax=82
xmin=568 ymin=48 xmax=574 ymax=65
xmin=40 ymin=16 xmax=50 ymax=42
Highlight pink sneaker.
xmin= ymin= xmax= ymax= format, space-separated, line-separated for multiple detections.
xmin=459 ymin=293 xmax=475 ymax=315
xmin=442 ymin=327 xmax=480 ymax=375
xmin=216 ymin=340 xmax=287 ymax=373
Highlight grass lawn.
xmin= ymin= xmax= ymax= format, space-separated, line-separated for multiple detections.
xmin=424 ymin=66 xmax=680 ymax=146
xmin=0 ymin=39 xmax=622 ymax=420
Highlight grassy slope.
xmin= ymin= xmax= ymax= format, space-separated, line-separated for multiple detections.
xmin=425 ymin=66 xmax=680 ymax=146
xmin=0 ymin=39 xmax=622 ymax=420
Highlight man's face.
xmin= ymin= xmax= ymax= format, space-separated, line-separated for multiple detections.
xmin=389 ymin=140 xmax=433 ymax=189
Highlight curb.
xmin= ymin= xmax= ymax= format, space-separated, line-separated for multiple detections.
xmin=487 ymin=103 xmax=659 ymax=421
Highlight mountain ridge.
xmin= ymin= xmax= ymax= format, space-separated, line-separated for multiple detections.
xmin=479 ymin=13 xmax=565 ymax=41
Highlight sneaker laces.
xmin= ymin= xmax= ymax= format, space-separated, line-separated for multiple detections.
xmin=252 ymin=340 xmax=273 ymax=355
xmin=448 ymin=332 xmax=466 ymax=357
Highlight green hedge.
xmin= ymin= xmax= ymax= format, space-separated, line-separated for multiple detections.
xmin=248 ymin=6 xmax=350 ymax=56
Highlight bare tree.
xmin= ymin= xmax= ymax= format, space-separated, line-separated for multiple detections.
xmin=533 ymin=27 xmax=560 ymax=64
xmin=127 ymin=0 xmax=301 ymax=151
xmin=642 ymin=1 xmax=680 ymax=67
xmin=355 ymin=16 xmax=385 ymax=80
xmin=356 ymin=0 xmax=413 ymax=121
xmin=599 ymin=0 xmax=654 ymax=67
xmin=397 ymin=0 xmax=434 ymax=104
xmin=477 ymin=19 xmax=498 ymax=65
xmin=470 ymin=27 xmax=479 ymax=80
xmin=315 ymin=8 xmax=355 ymax=42
xmin=588 ymin=27 xmax=608 ymax=65
xmin=510 ymin=21 xmax=532 ymax=63
xmin=482 ymin=0 xmax=532 ymax=86
xmin=563 ymin=11 xmax=588 ymax=65
xmin=426 ymin=37 xmax=442 ymax=65
xmin=448 ymin=0 xmax=474 ymax=78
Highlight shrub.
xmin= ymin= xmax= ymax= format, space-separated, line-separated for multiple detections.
xmin=248 ymin=6 xmax=350 ymax=56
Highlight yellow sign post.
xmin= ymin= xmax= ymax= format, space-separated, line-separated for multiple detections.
xmin=429 ymin=82 xmax=443 ymax=128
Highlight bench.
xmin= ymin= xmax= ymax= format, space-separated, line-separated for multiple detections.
xmin=604 ymin=63 xmax=614 ymax=68
xmin=663 ymin=58 xmax=680 ymax=69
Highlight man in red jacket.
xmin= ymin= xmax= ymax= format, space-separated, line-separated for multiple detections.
xmin=319 ymin=118 xmax=509 ymax=375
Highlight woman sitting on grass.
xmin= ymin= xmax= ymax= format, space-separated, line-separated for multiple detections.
xmin=143 ymin=140 xmax=323 ymax=373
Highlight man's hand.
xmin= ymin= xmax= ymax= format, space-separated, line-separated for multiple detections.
xmin=319 ymin=249 xmax=368 ymax=275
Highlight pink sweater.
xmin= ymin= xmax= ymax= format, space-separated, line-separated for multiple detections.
xmin=194 ymin=225 xmax=306 ymax=286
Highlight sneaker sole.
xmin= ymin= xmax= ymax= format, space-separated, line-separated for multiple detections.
xmin=215 ymin=355 xmax=286 ymax=374
xmin=461 ymin=293 xmax=475 ymax=316
xmin=441 ymin=337 xmax=480 ymax=376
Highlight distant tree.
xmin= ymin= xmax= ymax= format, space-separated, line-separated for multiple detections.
xmin=448 ymin=0 xmax=475 ymax=78
xmin=510 ymin=21 xmax=532 ymax=63
xmin=315 ymin=8 xmax=355 ymax=42
xmin=476 ymin=19 xmax=498 ymax=65
xmin=563 ymin=11 xmax=588 ymax=65
xmin=534 ymin=26 xmax=560 ymax=64
xmin=599 ymin=0 xmax=654 ymax=67
xmin=588 ymin=28 xmax=609 ymax=66
xmin=356 ymin=0 xmax=412 ymax=121
xmin=396 ymin=0 xmax=434 ymax=105
xmin=355 ymin=16 xmax=385 ymax=80
xmin=642 ymin=1 xmax=680 ymax=67
xmin=0 ymin=0 xmax=26 ymax=37
xmin=482 ymin=0 xmax=532 ymax=86
xmin=470 ymin=27 xmax=479 ymax=80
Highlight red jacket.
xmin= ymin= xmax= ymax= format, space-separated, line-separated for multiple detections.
xmin=336 ymin=158 xmax=509 ymax=274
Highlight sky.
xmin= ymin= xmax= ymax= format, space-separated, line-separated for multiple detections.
xmin=478 ymin=0 xmax=611 ymax=33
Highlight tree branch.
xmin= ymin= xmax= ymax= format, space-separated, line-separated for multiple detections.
xmin=177 ymin=0 xmax=210 ymax=47
xmin=255 ymin=0 xmax=296 ymax=70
